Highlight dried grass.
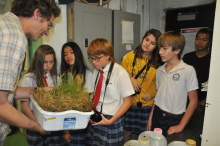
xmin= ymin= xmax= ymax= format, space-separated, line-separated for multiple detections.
xmin=33 ymin=74 xmax=94 ymax=112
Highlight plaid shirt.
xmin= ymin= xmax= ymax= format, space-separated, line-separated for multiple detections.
xmin=0 ymin=12 xmax=27 ymax=144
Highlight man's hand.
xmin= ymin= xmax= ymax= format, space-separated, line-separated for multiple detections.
xmin=43 ymin=86 xmax=54 ymax=91
xmin=31 ymin=119 xmax=46 ymax=133
xmin=0 ymin=90 xmax=46 ymax=134
xmin=14 ymin=87 xmax=34 ymax=99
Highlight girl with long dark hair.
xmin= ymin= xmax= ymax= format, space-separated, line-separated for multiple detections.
xmin=60 ymin=42 xmax=92 ymax=145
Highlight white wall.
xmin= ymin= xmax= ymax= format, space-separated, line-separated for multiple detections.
xmin=149 ymin=0 xmax=163 ymax=31
xmin=202 ymin=0 xmax=220 ymax=145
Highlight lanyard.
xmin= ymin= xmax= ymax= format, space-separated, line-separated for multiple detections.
xmin=131 ymin=56 xmax=152 ymax=83
xmin=93 ymin=62 xmax=114 ymax=113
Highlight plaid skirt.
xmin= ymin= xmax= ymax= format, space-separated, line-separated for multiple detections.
xmin=86 ymin=115 xmax=124 ymax=146
xmin=27 ymin=130 xmax=64 ymax=146
xmin=124 ymin=105 xmax=152 ymax=134
xmin=62 ymin=128 xmax=89 ymax=146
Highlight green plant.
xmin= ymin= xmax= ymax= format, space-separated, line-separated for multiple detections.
xmin=33 ymin=73 xmax=93 ymax=112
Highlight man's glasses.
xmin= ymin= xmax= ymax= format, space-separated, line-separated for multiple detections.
xmin=88 ymin=55 xmax=104 ymax=62
xmin=48 ymin=20 xmax=54 ymax=30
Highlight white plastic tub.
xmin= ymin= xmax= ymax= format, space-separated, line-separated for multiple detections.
xmin=30 ymin=96 xmax=94 ymax=131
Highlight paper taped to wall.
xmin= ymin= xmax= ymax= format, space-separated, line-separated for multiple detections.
xmin=122 ymin=21 xmax=134 ymax=44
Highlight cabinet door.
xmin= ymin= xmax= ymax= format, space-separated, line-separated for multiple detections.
xmin=67 ymin=2 xmax=112 ymax=71
xmin=113 ymin=10 xmax=140 ymax=64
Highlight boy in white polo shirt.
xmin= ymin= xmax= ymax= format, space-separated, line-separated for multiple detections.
xmin=147 ymin=31 xmax=198 ymax=136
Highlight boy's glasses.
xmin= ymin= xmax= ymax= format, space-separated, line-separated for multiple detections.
xmin=48 ymin=20 xmax=54 ymax=30
xmin=88 ymin=55 xmax=104 ymax=62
